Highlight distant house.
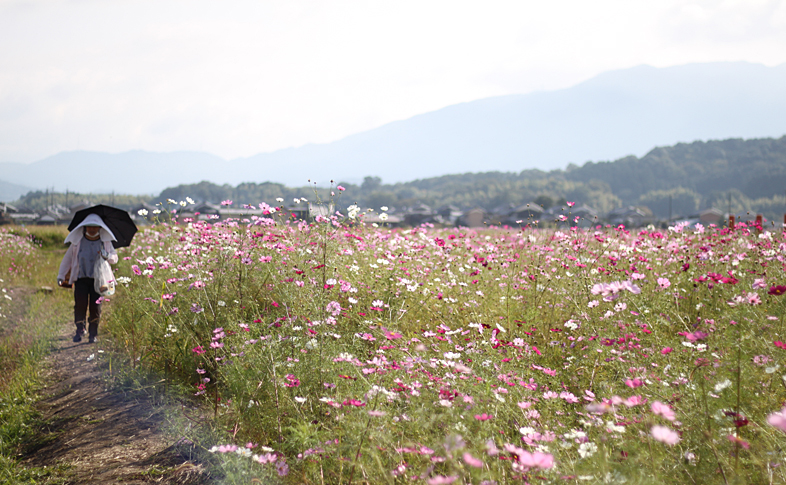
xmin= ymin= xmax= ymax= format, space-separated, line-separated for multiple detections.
xmin=308 ymin=202 xmax=335 ymax=219
xmin=69 ymin=201 xmax=92 ymax=214
xmin=404 ymin=204 xmax=436 ymax=226
xmin=282 ymin=203 xmax=309 ymax=221
xmin=504 ymin=203 xmax=545 ymax=226
xmin=698 ymin=208 xmax=724 ymax=226
xmin=458 ymin=208 xmax=487 ymax=228
xmin=606 ymin=206 xmax=653 ymax=227
xmin=436 ymin=205 xmax=463 ymax=225
xmin=129 ymin=203 xmax=158 ymax=224
xmin=0 ymin=203 xmax=16 ymax=225
xmin=193 ymin=202 xmax=222 ymax=218
xmin=546 ymin=204 xmax=599 ymax=227
xmin=36 ymin=215 xmax=57 ymax=226
xmin=362 ymin=212 xmax=403 ymax=227
xmin=1 ymin=203 xmax=18 ymax=214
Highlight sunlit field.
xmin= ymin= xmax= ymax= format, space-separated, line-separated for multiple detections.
xmin=98 ymin=201 xmax=786 ymax=484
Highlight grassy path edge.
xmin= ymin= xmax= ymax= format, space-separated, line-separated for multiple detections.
xmin=1 ymin=286 xmax=213 ymax=484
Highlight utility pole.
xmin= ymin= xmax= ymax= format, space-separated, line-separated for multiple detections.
xmin=668 ymin=195 xmax=672 ymax=224
xmin=728 ymin=193 xmax=731 ymax=219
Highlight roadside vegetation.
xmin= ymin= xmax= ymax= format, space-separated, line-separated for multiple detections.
xmin=0 ymin=227 xmax=73 ymax=484
xmin=96 ymin=197 xmax=786 ymax=484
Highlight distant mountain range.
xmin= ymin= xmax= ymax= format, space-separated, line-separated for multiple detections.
xmin=0 ymin=179 xmax=34 ymax=202
xmin=12 ymin=135 xmax=786 ymax=223
xmin=1 ymin=61 xmax=785 ymax=197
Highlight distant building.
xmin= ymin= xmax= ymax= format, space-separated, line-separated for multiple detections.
xmin=0 ymin=203 xmax=16 ymax=225
xmin=546 ymin=204 xmax=599 ymax=227
xmin=698 ymin=208 xmax=724 ymax=225
xmin=504 ymin=203 xmax=545 ymax=226
xmin=308 ymin=202 xmax=335 ymax=219
xmin=362 ymin=212 xmax=403 ymax=227
xmin=458 ymin=208 xmax=487 ymax=228
xmin=36 ymin=215 xmax=57 ymax=226
xmin=607 ymin=206 xmax=653 ymax=227
xmin=404 ymin=204 xmax=436 ymax=226
xmin=129 ymin=203 xmax=158 ymax=224
xmin=436 ymin=204 xmax=463 ymax=225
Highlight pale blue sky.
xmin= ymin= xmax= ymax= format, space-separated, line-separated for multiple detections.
xmin=1 ymin=0 xmax=784 ymax=163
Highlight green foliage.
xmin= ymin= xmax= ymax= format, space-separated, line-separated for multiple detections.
xmin=567 ymin=136 xmax=786 ymax=208
xmin=101 ymin=215 xmax=786 ymax=484
xmin=0 ymin=286 xmax=73 ymax=483
xmin=12 ymin=191 xmax=151 ymax=211
xmin=14 ymin=136 xmax=786 ymax=224
xmin=638 ymin=187 xmax=700 ymax=218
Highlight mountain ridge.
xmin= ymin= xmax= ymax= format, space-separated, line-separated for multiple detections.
xmin=2 ymin=61 xmax=785 ymax=194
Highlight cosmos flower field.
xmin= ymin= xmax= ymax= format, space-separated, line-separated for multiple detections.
xmin=104 ymin=204 xmax=786 ymax=484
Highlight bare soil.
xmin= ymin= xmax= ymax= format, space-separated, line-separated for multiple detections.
xmin=19 ymin=310 xmax=211 ymax=484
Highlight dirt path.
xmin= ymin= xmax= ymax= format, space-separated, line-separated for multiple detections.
xmin=20 ymin=318 xmax=210 ymax=484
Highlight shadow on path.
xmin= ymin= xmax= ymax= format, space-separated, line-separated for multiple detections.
xmin=21 ymin=324 xmax=209 ymax=484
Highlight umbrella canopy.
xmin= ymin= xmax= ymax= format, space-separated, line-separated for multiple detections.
xmin=68 ymin=204 xmax=138 ymax=248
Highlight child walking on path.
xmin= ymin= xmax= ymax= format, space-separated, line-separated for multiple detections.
xmin=58 ymin=213 xmax=118 ymax=343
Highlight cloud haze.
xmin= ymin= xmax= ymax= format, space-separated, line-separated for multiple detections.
xmin=1 ymin=0 xmax=785 ymax=164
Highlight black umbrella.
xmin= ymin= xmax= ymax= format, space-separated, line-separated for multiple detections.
xmin=68 ymin=204 xmax=138 ymax=248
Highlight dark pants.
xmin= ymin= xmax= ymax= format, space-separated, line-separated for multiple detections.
xmin=74 ymin=278 xmax=101 ymax=337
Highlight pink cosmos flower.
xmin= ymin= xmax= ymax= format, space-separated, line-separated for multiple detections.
xmin=625 ymin=378 xmax=643 ymax=388
xmin=283 ymin=374 xmax=300 ymax=387
xmin=657 ymin=277 xmax=671 ymax=289
xmin=767 ymin=407 xmax=786 ymax=433
xmin=560 ymin=391 xmax=579 ymax=403
xmin=651 ymin=401 xmax=676 ymax=421
xmin=624 ymin=395 xmax=644 ymax=407
xmin=586 ymin=402 xmax=612 ymax=414
xmin=221 ymin=199 xmax=233 ymax=206
xmin=486 ymin=439 xmax=499 ymax=456
xmin=326 ymin=301 xmax=341 ymax=316
xmin=768 ymin=285 xmax=786 ymax=296
xmin=462 ymin=452 xmax=483 ymax=468
xmin=661 ymin=347 xmax=673 ymax=355
xmin=651 ymin=425 xmax=680 ymax=445
xmin=474 ymin=413 xmax=493 ymax=421
xmin=726 ymin=435 xmax=750 ymax=449
xmin=518 ymin=450 xmax=555 ymax=470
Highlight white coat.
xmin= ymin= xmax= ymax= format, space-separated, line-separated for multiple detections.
xmin=58 ymin=214 xmax=119 ymax=284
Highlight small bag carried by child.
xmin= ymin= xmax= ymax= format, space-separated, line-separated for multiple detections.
xmin=93 ymin=257 xmax=116 ymax=297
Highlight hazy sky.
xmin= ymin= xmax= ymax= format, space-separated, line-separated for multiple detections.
xmin=1 ymin=0 xmax=785 ymax=164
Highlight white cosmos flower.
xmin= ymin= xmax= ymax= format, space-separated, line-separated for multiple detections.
xmin=138 ymin=209 xmax=148 ymax=216
xmin=578 ymin=442 xmax=598 ymax=458
xmin=714 ymin=379 xmax=732 ymax=392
